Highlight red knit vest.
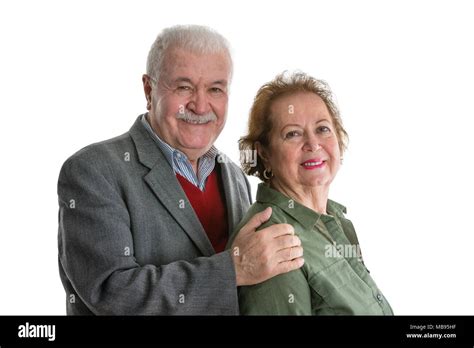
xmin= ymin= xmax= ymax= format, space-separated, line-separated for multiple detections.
xmin=175 ymin=168 xmax=229 ymax=253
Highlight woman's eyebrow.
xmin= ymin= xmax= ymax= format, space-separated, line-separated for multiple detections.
xmin=281 ymin=123 xmax=303 ymax=128
xmin=282 ymin=119 xmax=330 ymax=128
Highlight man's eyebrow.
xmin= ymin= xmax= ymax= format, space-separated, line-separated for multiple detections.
xmin=174 ymin=77 xmax=193 ymax=84
xmin=211 ymin=80 xmax=228 ymax=86
xmin=172 ymin=78 xmax=228 ymax=86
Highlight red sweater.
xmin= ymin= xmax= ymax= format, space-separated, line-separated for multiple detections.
xmin=176 ymin=168 xmax=229 ymax=253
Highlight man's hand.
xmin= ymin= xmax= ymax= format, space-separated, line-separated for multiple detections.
xmin=231 ymin=207 xmax=304 ymax=286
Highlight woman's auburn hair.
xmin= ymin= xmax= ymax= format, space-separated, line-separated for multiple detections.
xmin=239 ymin=71 xmax=348 ymax=182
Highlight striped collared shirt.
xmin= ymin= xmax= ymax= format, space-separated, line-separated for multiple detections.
xmin=141 ymin=114 xmax=218 ymax=191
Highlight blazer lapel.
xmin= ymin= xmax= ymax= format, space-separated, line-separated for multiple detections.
xmin=129 ymin=116 xmax=215 ymax=256
xmin=218 ymin=154 xmax=240 ymax=236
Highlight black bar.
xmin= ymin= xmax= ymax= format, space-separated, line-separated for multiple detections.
xmin=0 ymin=316 xmax=473 ymax=346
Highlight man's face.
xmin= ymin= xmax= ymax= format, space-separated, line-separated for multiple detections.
xmin=143 ymin=47 xmax=231 ymax=160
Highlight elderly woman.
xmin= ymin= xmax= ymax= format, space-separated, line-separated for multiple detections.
xmin=228 ymin=72 xmax=393 ymax=315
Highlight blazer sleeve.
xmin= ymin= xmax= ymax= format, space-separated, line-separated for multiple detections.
xmin=58 ymin=156 xmax=238 ymax=315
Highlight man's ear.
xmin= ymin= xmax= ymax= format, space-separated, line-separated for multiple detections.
xmin=142 ymin=74 xmax=152 ymax=110
xmin=255 ymin=141 xmax=270 ymax=166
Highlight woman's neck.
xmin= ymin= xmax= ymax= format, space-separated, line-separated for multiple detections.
xmin=270 ymin=180 xmax=329 ymax=215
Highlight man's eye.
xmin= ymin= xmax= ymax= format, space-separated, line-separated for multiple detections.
xmin=285 ymin=131 xmax=301 ymax=139
xmin=209 ymin=87 xmax=223 ymax=94
xmin=177 ymin=86 xmax=192 ymax=91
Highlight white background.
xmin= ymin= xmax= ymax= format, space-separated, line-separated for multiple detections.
xmin=1 ymin=0 xmax=473 ymax=315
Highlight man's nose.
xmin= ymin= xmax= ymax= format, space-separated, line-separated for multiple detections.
xmin=187 ymin=89 xmax=211 ymax=115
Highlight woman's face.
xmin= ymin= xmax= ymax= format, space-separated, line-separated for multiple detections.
xmin=262 ymin=92 xmax=341 ymax=193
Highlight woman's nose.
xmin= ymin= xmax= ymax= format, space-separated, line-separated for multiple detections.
xmin=302 ymin=135 xmax=321 ymax=151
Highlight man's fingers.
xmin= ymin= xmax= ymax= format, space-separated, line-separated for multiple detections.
xmin=239 ymin=207 xmax=272 ymax=234
xmin=262 ymin=223 xmax=295 ymax=239
xmin=275 ymin=257 xmax=305 ymax=275
xmin=276 ymin=245 xmax=304 ymax=263
xmin=273 ymin=233 xmax=301 ymax=251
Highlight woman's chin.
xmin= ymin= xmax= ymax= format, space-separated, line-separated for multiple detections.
xmin=300 ymin=176 xmax=333 ymax=188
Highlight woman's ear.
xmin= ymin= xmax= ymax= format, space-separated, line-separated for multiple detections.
xmin=255 ymin=141 xmax=270 ymax=165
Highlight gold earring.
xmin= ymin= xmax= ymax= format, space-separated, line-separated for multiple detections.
xmin=263 ymin=168 xmax=273 ymax=180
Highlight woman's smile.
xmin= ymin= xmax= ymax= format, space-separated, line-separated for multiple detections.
xmin=300 ymin=158 xmax=326 ymax=170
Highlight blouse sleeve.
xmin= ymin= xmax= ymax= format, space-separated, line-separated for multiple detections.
xmin=236 ymin=203 xmax=313 ymax=315
xmin=238 ymin=266 xmax=312 ymax=315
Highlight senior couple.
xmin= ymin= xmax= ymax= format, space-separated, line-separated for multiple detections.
xmin=58 ymin=25 xmax=393 ymax=315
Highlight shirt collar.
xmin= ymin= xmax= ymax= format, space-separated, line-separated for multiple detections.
xmin=140 ymin=113 xmax=219 ymax=169
xmin=255 ymin=183 xmax=347 ymax=230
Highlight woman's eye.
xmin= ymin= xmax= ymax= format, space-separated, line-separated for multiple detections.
xmin=317 ymin=126 xmax=331 ymax=133
xmin=285 ymin=131 xmax=301 ymax=139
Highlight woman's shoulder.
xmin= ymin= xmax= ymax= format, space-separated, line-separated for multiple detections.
xmin=250 ymin=201 xmax=289 ymax=231
xmin=227 ymin=202 xmax=289 ymax=248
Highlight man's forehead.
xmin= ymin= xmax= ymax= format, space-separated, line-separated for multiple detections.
xmin=162 ymin=48 xmax=231 ymax=82
xmin=172 ymin=76 xmax=228 ymax=86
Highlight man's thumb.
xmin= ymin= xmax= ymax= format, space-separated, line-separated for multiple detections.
xmin=243 ymin=207 xmax=272 ymax=232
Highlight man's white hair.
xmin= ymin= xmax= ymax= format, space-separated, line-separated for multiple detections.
xmin=146 ymin=24 xmax=233 ymax=81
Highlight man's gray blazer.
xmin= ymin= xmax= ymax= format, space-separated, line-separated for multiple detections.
xmin=57 ymin=115 xmax=252 ymax=315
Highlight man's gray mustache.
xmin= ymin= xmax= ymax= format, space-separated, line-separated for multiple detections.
xmin=176 ymin=110 xmax=217 ymax=124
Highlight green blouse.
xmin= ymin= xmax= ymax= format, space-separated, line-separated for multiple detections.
xmin=228 ymin=183 xmax=393 ymax=315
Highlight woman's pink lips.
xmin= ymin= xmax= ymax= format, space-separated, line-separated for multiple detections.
xmin=300 ymin=159 xmax=326 ymax=170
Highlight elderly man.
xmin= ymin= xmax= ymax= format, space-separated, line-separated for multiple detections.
xmin=57 ymin=25 xmax=304 ymax=315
